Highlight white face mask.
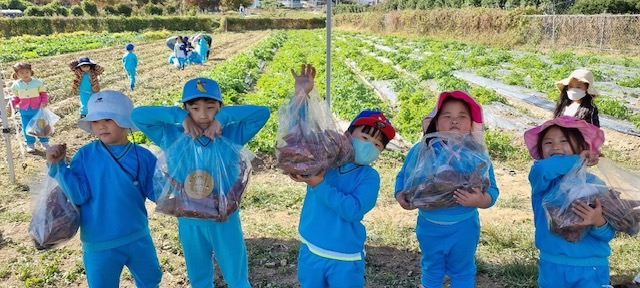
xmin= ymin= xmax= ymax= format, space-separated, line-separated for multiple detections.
xmin=567 ymin=88 xmax=586 ymax=101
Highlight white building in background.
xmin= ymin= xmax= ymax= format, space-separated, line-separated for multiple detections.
xmin=281 ymin=0 xmax=303 ymax=7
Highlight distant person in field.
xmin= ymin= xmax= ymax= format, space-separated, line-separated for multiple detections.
xmin=554 ymin=69 xmax=600 ymax=127
xmin=239 ymin=4 xmax=245 ymax=15
xmin=287 ymin=65 xmax=397 ymax=287
xmin=122 ymin=43 xmax=138 ymax=91
xmin=7 ymin=62 xmax=51 ymax=152
xmin=45 ymin=91 xmax=162 ymax=287
xmin=395 ymin=91 xmax=500 ymax=288
xmin=70 ymin=56 xmax=103 ymax=118
xmin=131 ymin=77 xmax=269 ymax=288
xmin=524 ymin=116 xmax=612 ymax=288
xmin=196 ymin=34 xmax=209 ymax=64
xmin=174 ymin=36 xmax=187 ymax=70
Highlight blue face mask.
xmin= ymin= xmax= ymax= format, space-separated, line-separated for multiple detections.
xmin=352 ymin=138 xmax=381 ymax=165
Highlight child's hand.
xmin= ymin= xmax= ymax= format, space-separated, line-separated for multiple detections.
xmin=182 ymin=116 xmax=202 ymax=138
xmin=46 ymin=143 xmax=66 ymax=164
xmin=454 ymin=188 xmax=492 ymax=208
xmin=395 ymin=190 xmax=415 ymax=210
xmin=572 ymin=198 xmax=607 ymax=227
xmin=580 ymin=150 xmax=600 ymax=166
xmin=289 ymin=170 xmax=325 ymax=188
xmin=203 ymin=119 xmax=222 ymax=139
xmin=292 ymin=64 xmax=316 ymax=96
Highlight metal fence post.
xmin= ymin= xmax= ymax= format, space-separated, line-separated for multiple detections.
xmin=551 ymin=15 xmax=556 ymax=47
xmin=599 ymin=14 xmax=606 ymax=50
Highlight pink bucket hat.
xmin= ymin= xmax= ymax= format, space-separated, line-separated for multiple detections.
xmin=555 ymin=69 xmax=599 ymax=96
xmin=524 ymin=116 xmax=605 ymax=160
xmin=422 ymin=90 xmax=483 ymax=133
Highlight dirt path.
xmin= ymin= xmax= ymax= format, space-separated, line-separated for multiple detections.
xmin=0 ymin=31 xmax=270 ymax=190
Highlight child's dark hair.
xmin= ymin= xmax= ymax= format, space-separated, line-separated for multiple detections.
xmin=424 ymin=97 xmax=472 ymax=136
xmin=536 ymin=124 xmax=587 ymax=158
xmin=347 ymin=125 xmax=390 ymax=147
xmin=553 ymin=86 xmax=598 ymax=125
xmin=183 ymin=97 xmax=222 ymax=107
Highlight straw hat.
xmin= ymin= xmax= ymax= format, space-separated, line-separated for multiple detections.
xmin=555 ymin=69 xmax=599 ymax=96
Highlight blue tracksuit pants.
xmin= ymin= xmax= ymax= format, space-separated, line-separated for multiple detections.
xmin=297 ymin=243 xmax=365 ymax=288
xmin=178 ymin=210 xmax=250 ymax=288
xmin=538 ymin=259 xmax=610 ymax=288
xmin=82 ymin=234 xmax=162 ymax=288
xmin=416 ymin=215 xmax=480 ymax=288
xmin=126 ymin=69 xmax=136 ymax=89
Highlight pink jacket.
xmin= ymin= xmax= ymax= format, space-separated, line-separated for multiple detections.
xmin=9 ymin=78 xmax=49 ymax=110
xmin=11 ymin=92 xmax=49 ymax=110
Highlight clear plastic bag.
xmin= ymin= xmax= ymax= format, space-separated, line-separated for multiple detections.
xmin=544 ymin=158 xmax=640 ymax=242
xmin=154 ymin=135 xmax=254 ymax=221
xmin=28 ymin=175 xmax=80 ymax=250
xmin=543 ymin=159 xmax=602 ymax=242
xmin=403 ymin=132 xmax=491 ymax=210
xmin=275 ymin=89 xmax=353 ymax=176
xmin=26 ymin=107 xmax=60 ymax=137
xmin=593 ymin=158 xmax=640 ymax=236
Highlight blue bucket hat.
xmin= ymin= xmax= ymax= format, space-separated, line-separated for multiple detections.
xmin=182 ymin=78 xmax=223 ymax=103
xmin=78 ymin=90 xmax=138 ymax=134
xmin=125 ymin=43 xmax=134 ymax=51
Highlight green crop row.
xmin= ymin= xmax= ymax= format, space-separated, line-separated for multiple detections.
xmin=202 ymin=31 xmax=288 ymax=104
xmin=351 ymin=32 xmax=640 ymax=127
xmin=0 ymin=30 xmax=172 ymax=62
xmin=240 ymin=30 xmax=393 ymax=154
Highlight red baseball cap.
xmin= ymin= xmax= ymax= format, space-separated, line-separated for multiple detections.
xmin=349 ymin=110 xmax=396 ymax=140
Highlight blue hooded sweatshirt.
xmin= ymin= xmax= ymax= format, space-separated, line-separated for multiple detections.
xmin=298 ymin=162 xmax=380 ymax=259
xmin=49 ymin=141 xmax=158 ymax=252
xmin=122 ymin=52 xmax=138 ymax=74
xmin=529 ymin=154 xmax=615 ymax=266
xmin=395 ymin=139 xmax=499 ymax=223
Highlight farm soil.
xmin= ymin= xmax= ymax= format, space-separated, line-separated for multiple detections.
xmin=1 ymin=29 xmax=640 ymax=287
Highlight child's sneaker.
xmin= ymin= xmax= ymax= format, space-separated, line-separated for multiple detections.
xmin=130 ymin=83 xmax=135 ymax=91
xmin=41 ymin=142 xmax=51 ymax=150
xmin=26 ymin=144 xmax=36 ymax=153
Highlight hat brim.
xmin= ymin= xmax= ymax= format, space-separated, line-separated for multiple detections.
xmin=555 ymin=77 xmax=599 ymax=96
xmin=523 ymin=116 xmax=604 ymax=160
xmin=78 ymin=112 xmax=139 ymax=134
xmin=76 ymin=61 xmax=96 ymax=67
xmin=437 ymin=90 xmax=483 ymax=124
xmin=181 ymin=93 xmax=223 ymax=103
xmin=352 ymin=117 xmax=396 ymax=140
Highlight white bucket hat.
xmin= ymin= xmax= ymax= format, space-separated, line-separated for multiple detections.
xmin=78 ymin=90 xmax=138 ymax=134
xmin=555 ymin=68 xmax=599 ymax=96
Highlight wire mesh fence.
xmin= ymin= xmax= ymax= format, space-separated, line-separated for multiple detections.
xmin=521 ymin=14 xmax=640 ymax=53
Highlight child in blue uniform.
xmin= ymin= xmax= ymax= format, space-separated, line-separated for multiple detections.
xmin=45 ymin=90 xmax=162 ymax=287
xmin=131 ymin=77 xmax=269 ymax=288
xmin=395 ymin=90 xmax=500 ymax=288
xmin=524 ymin=116 xmax=613 ymax=288
xmin=122 ymin=43 xmax=138 ymax=91
xmin=287 ymin=65 xmax=397 ymax=287
xmin=70 ymin=56 xmax=103 ymax=118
